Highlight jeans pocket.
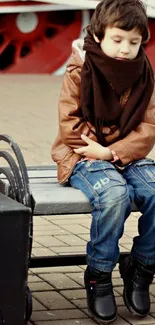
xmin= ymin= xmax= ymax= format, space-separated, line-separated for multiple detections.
xmin=132 ymin=158 xmax=155 ymax=167
xmin=131 ymin=158 xmax=155 ymax=183
xmin=71 ymin=160 xmax=127 ymax=203
xmin=86 ymin=160 xmax=126 ymax=186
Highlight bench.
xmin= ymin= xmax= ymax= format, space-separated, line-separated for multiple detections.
xmin=0 ymin=135 xmax=138 ymax=269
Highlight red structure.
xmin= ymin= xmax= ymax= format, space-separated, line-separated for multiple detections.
xmin=0 ymin=10 xmax=83 ymax=73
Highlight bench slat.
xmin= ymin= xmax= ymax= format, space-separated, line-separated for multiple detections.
xmin=28 ymin=165 xmax=138 ymax=215
xmin=27 ymin=168 xmax=57 ymax=179
xmin=0 ymin=165 xmax=139 ymax=215
xmin=31 ymin=183 xmax=138 ymax=215
xmin=30 ymin=183 xmax=93 ymax=215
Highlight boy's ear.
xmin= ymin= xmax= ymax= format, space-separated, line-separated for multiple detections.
xmin=93 ymin=34 xmax=100 ymax=43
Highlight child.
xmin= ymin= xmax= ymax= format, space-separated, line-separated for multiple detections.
xmin=52 ymin=0 xmax=155 ymax=323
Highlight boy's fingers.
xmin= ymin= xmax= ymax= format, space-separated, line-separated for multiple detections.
xmin=81 ymin=134 xmax=92 ymax=144
xmin=74 ymin=148 xmax=84 ymax=154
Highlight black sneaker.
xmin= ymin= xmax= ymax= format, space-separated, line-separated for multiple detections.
xmin=119 ymin=255 xmax=155 ymax=316
xmin=84 ymin=266 xmax=117 ymax=324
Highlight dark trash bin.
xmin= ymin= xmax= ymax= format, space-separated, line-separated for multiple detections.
xmin=0 ymin=193 xmax=31 ymax=325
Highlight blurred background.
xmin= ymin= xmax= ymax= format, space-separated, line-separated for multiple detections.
xmin=0 ymin=0 xmax=155 ymax=74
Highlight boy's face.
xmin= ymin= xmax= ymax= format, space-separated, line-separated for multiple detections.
xmin=94 ymin=26 xmax=142 ymax=60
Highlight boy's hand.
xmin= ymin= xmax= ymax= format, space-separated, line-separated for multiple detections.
xmin=73 ymin=134 xmax=113 ymax=160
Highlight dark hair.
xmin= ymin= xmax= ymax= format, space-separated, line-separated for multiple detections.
xmin=86 ymin=0 xmax=150 ymax=44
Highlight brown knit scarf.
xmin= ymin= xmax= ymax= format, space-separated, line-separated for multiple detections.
xmin=80 ymin=34 xmax=154 ymax=145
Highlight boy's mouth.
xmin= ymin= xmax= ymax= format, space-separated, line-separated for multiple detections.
xmin=116 ymin=57 xmax=129 ymax=60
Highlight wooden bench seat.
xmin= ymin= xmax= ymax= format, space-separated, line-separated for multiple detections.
xmin=18 ymin=165 xmax=138 ymax=215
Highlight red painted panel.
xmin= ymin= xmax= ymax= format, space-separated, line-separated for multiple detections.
xmin=0 ymin=11 xmax=82 ymax=73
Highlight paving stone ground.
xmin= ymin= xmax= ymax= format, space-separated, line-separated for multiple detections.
xmin=1 ymin=75 xmax=155 ymax=325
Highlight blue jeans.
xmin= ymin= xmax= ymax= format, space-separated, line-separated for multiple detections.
xmin=69 ymin=158 xmax=155 ymax=272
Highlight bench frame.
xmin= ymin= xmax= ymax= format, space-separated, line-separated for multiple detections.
xmin=30 ymin=252 xmax=130 ymax=268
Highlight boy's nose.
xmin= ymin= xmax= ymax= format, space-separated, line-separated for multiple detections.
xmin=120 ymin=47 xmax=130 ymax=55
xmin=120 ymin=42 xmax=130 ymax=55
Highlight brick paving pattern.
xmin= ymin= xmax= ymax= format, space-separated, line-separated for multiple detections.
xmin=1 ymin=75 xmax=155 ymax=325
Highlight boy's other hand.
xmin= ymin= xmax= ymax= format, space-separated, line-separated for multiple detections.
xmin=73 ymin=134 xmax=113 ymax=160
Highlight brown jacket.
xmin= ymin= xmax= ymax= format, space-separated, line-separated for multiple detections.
xmin=52 ymin=39 xmax=155 ymax=184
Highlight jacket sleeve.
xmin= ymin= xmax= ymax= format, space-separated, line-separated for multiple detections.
xmin=109 ymin=89 xmax=155 ymax=165
xmin=58 ymin=67 xmax=97 ymax=148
